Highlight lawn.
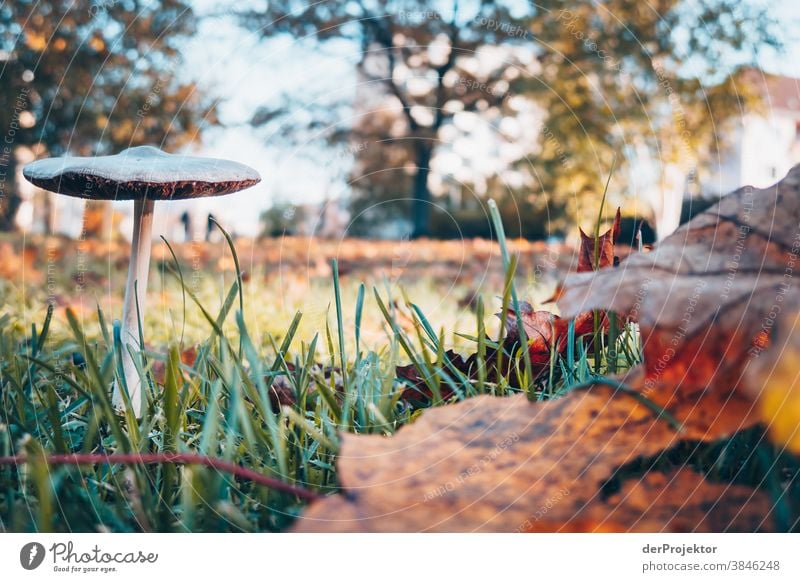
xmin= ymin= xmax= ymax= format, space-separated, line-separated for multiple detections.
xmin=1 ymin=204 xmax=797 ymax=533
xmin=0 ymin=223 xmax=580 ymax=531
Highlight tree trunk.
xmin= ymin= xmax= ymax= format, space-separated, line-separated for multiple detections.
xmin=411 ymin=143 xmax=433 ymax=239
xmin=0 ymin=147 xmax=21 ymax=231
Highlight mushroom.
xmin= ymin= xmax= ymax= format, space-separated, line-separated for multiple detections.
xmin=23 ymin=145 xmax=260 ymax=416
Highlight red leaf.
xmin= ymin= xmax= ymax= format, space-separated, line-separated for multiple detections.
xmin=577 ymin=207 xmax=621 ymax=272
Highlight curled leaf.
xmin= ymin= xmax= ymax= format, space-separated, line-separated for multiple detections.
xmin=293 ymin=370 xmax=760 ymax=532
xmin=578 ymin=207 xmax=622 ymax=272
xmin=558 ymin=166 xmax=800 ymax=450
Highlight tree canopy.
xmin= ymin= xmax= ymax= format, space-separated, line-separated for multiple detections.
xmin=0 ymin=0 xmax=216 ymax=229
xmin=242 ymin=0 xmax=779 ymax=238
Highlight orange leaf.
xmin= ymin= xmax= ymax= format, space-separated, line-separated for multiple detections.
xmin=577 ymin=207 xmax=621 ymax=272
xmin=151 ymin=346 xmax=197 ymax=386
xmin=502 ymin=300 xmax=603 ymax=377
xmin=523 ymin=469 xmax=776 ymax=533
xmin=293 ymin=369 xmax=761 ymax=532
xmin=558 ymin=166 xmax=800 ymax=451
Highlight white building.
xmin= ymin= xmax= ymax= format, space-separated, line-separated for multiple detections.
xmin=635 ymin=72 xmax=800 ymax=240
xmin=704 ymin=73 xmax=800 ymax=196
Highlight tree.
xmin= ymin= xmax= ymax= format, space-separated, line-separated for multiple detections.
xmin=244 ymin=1 xmax=531 ymax=238
xmin=515 ymin=0 xmax=778 ymax=237
xmin=260 ymin=200 xmax=306 ymax=237
xmin=0 ymin=0 xmax=216 ymax=230
xmin=242 ymin=0 xmax=778 ymax=238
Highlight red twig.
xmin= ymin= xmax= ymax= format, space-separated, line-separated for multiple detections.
xmin=0 ymin=452 xmax=322 ymax=502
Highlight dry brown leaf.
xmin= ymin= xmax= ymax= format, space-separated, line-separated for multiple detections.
xmin=558 ymin=166 xmax=800 ymax=449
xmin=498 ymin=209 xmax=622 ymax=375
xmin=301 ymin=189 xmax=778 ymax=532
xmin=396 ymin=350 xmax=468 ymax=403
xmin=151 ymin=346 xmax=197 ymax=386
xmin=293 ymin=372 xmax=761 ymax=532
xmin=500 ymin=213 xmax=622 ymax=374
xmin=578 ymin=207 xmax=622 ymax=272
xmin=745 ymin=306 xmax=800 ymax=452
xmin=524 ymin=469 xmax=776 ymax=533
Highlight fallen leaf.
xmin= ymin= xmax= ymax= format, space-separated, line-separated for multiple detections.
xmin=500 ymin=301 xmax=602 ymax=383
xmin=504 ymin=300 xmax=597 ymax=346
xmin=499 ymin=209 xmax=622 ymax=375
xmin=152 ymin=346 xmax=197 ymax=386
xmin=269 ymin=372 xmax=297 ymax=411
xmin=293 ymin=371 xmax=761 ymax=532
xmin=578 ymin=207 xmax=621 ymax=272
xmin=397 ymin=349 xmax=505 ymax=403
xmin=558 ymin=166 xmax=800 ymax=449
xmin=503 ymin=301 xmax=566 ymax=354
xmin=523 ymin=469 xmax=776 ymax=533
xmin=266 ymin=363 xmax=345 ymax=411
xmin=746 ymin=306 xmax=800 ymax=453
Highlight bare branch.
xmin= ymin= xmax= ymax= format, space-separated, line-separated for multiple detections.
xmin=0 ymin=452 xmax=323 ymax=501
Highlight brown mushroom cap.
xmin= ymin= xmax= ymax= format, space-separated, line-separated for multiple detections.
xmin=22 ymin=145 xmax=261 ymax=201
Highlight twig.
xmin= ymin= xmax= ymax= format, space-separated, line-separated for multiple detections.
xmin=0 ymin=452 xmax=322 ymax=502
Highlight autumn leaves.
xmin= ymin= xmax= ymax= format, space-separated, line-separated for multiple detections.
xmin=558 ymin=170 xmax=800 ymax=453
xmin=293 ymin=166 xmax=800 ymax=532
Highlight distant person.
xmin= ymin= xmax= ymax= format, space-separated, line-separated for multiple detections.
xmin=206 ymin=213 xmax=215 ymax=242
xmin=180 ymin=211 xmax=191 ymax=242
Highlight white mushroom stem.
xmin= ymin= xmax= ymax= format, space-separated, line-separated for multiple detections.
xmin=113 ymin=198 xmax=155 ymax=415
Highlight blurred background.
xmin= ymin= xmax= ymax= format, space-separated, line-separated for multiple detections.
xmin=1 ymin=0 xmax=796 ymax=241
xmin=0 ymin=0 xmax=797 ymax=343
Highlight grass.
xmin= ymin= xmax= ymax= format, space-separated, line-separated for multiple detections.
xmin=0 ymin=233 xmax=559 ymax=352
xmin=0 ymin=220 xmax=797 ymax=532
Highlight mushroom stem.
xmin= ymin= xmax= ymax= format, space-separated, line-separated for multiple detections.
xmin=113 ymin=197 xmax=155 ymax=415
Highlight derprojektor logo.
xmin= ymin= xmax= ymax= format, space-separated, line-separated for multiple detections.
xmin=20 ymin=542 xmax=46 ymax=570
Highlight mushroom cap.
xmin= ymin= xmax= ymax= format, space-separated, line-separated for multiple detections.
xmin=22 ymin=145 xmax=261 ymax=201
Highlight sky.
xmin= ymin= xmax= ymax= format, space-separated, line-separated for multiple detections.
xmin=125 ymin=0 xmax=800 ymax=237
xmin=154 ymin=5 xmax=357 ymax=236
